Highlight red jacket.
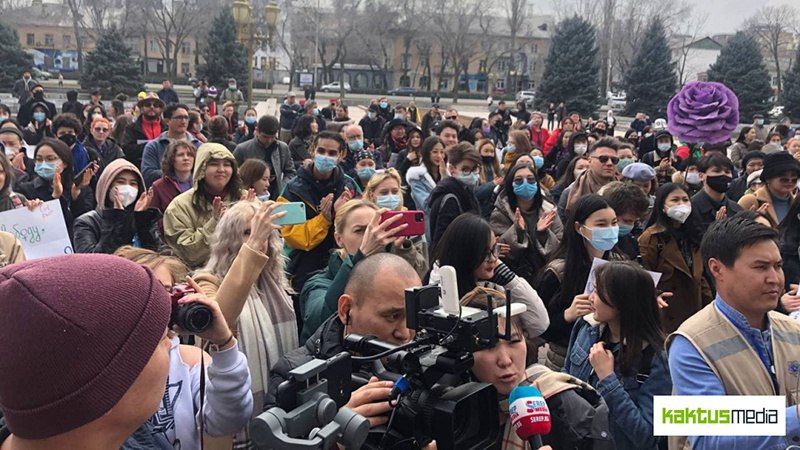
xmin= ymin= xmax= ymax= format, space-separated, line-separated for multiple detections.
xmin=543 ymin=128 xmax=562 ymax=156
xmin=530 ymin=127 xmax=550 ymax=150
xmin=150 ymin=176 xmax=183 ymax=214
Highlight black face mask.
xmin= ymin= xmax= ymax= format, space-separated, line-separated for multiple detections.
xmin=705 ymin=174 xmax=732 ymax=194
xmin=482 ymin=156 xmax=495 ymax=165
xmin=595 ymin=129 xmax=606 ymax=136
xmin=58 ymin=134 xmax=77 ymax=147
xmin=33 ymin=91 xmax=44 ymax=100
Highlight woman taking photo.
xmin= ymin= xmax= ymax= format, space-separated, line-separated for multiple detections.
xmin=163 ymin=142 xmax=243 ymax=268
xmin=82 ymin=117 xmax=124 ymax=178
xmin=490 ymin=163 xmax=562 ymax=283
xmin=363 ymin=169 xmax=429 ymax=276
xmin=406 ymin=136 xmax=446 ymax=212
xmin=563 ymin=260 xmax=671 ymax=450
xmin=194 ymin=200 xmax=297 ymax=448
xmin=639 ymin=183 xmax=712 ymax=333
xmin=537 ymin=194 xmax=627 ymax=371
xmin=150 ymin=140 xmax=196 ymax=214
xmin=429 ymin=213 xmax=550 ymax=361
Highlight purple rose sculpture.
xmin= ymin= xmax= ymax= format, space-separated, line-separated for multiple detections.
xmin=667 ymin=81 xmax=739 ymax=144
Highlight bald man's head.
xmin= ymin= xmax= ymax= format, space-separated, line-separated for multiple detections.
xmin=344 ymin=253 xmax=420 ymax=304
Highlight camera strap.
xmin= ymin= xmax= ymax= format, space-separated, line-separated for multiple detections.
xmin=199 ymin=340 xmax=206 ymax=449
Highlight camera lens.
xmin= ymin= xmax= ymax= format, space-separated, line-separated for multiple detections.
xmin=415 ymin=212 xmax=424 ymax=222
xmin=174 ymin=303 xmax=213 ymax=333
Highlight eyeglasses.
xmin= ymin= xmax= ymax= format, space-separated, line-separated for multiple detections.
xmin=513 ymin=177 xmax=537 ymax=185
xmin=171 ymin=115 xmax=190 ymax=121
xmin=93 ymin=127 xmax=109 ymax=133
xmin=592 ymin=155 xmax=620 ymax=165
xmin=142 ymin=101 xmax=160 ymax=108
xmin=485 ymin=243 xmax=501 ymax=261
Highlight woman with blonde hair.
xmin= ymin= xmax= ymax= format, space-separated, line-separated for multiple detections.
xmin=298 ymin=198 xmax=416 ymax=340
xmin=502 ymin=130 xmax=533 ymax=172
xmin=191 ymin=200 xmax=296 ymax=448
xmin=363 ymin=168 xmax=429 ymax=274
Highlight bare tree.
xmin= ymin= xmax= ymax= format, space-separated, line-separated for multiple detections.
xmin=357 ymin=0 xmax=397 ymax=89
xmin=146 ymin=0 xmax=209 ymax=77
xmin=745 ymin=5 xmax=798 ymax=103
xmin=673 ymin=11 xmax=709 ymax=85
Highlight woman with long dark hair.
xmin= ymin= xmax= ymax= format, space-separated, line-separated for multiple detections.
xmin=490 ymin=163 xmax=563 ymax=283
xmin=537 ymin=194 xmax=628 ymax=371
xmin=289 ymin=114 xmax=319 ymax=167
xmin=728 ymin=126 xmax=757 ymax=169
xmin=639 ymin=183 xmax=712 ymax=333
xmin=563 ymin=261 xmax=671 ymax=450
xmin=406 ymin=136 xmax=446 ymax=212
xmin=430 ymin=213 xmax=549 ymax=360
xmin=549 ymin=155 xmax=590 ymax=208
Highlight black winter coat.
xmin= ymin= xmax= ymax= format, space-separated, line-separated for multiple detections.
xmin=73 ymin=207 xmax=163 ymax=254
xmin=427 ymin=177 xmax=480 ymax=256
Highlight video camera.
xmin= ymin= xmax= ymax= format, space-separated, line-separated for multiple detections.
xmin=251 ymin=266 xmax=525 ymax=450
xmin=345 ymin=266 xmax=526 ymax=450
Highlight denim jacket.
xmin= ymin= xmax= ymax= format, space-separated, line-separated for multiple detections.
xmin=563 ymin=317 xmax=672 ymax=450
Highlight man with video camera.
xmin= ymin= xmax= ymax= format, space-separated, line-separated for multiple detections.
xmin=266 ymin=253 xmax=421 ymax=427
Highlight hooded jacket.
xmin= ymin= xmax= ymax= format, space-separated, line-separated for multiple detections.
xmin=163 ymin=143 xmax=240 ymax=268
xmin=73 ymin=159 xmax=162 ymax=254
xmin=427 ymin=176 xmax=481 ymax=256
xmin=278 ymin=164 xmax=356 ymax=291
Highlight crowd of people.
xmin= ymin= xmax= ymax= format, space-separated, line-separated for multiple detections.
xmin=2 ymin=72 xmax=800 ymax=450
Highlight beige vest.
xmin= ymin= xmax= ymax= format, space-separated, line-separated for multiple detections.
xmin=665 ymin=303 xmax=800 ymax=449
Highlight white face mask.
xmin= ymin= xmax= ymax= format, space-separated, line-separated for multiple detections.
xmin=666 ymin=204 xmax=692 ymax=224
xmin=574 ymin=145 xmax=588 ymax=156
xmin=110 ymin=184 xmax=139 ymax=207
xmin=574 ymin=168 xmax=587 ymax=179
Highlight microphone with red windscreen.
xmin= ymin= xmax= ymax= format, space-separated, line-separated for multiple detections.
xmin=509 ymin=385 xmax=551 ymax=449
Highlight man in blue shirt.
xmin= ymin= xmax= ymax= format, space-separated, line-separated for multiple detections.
xmin=668 ymin=216 xmax=800 ymax=449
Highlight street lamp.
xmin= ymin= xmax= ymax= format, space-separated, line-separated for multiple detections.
xmin=233 ymin=0 xmax=281 ymax=108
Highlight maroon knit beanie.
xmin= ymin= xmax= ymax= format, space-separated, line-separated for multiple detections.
xmin=0 ymin=254 xmax=171 ymax=439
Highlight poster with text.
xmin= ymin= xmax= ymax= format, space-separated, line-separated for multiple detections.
xmin=0 ymin=200 xmax=73 ymax=259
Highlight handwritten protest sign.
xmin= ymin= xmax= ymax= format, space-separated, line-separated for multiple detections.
xmin=0 ymin=200 xmax=73 ymax=259
xmin=584 ymin=257 xmax=661 ymax=294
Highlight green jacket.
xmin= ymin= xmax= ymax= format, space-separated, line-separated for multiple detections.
xmin=163 ymin=143 xmax=240 ymax=268
xmin=299 ymin=250 xmax=365 ymax=341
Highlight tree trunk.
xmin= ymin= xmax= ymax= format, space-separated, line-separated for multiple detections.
xmin=774 ymin=51 xmax=782 ymax=103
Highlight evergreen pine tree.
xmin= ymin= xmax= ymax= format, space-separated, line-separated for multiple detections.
xmin=198 ymin=7 xmax=248 ymax=89
xmin=783 ymin=45 xmax=800 ymax=121
xmin=0 ymin=21 xmax=33 ymax=90
xmin=623 ymin=17 xmax=677 ymax=118
xmin=707 ymin=32 xmax=772 ymax=122
xmin=535 ymin=15 xmax=600 ymax=117
xmin=80 ymin=27 xmax=143 ymax=97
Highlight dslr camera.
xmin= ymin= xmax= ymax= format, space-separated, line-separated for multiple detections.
xmin=169 ymin=283 xmax=213 ymax=333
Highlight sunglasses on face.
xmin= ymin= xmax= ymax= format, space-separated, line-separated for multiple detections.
xmin=446 ymin=116 xmax=457 ymax=120
xmin=142 ymin=101 xmax=160 ymax=108
xmin=592 ymin=155 xmax=620 ymax=165
xmin=93 ymin=127 xmax=109 ymax=133
xmin=513 ymin=177 xmax=537 ymax=185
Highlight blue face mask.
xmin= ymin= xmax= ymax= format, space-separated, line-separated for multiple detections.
xmin=582 ymin=225 xmax=619 ymax=252
xmin=505 ymin=144 xmax=516 ymax=154
xmin=357 ymin=167 xmax=376 ymax=181
xmin=348 ymin=139 xmax=364 ymax=152
xmin=313 ymin=108 xmax=320 ymax=116
xmin=394 ymin=113 xmax=404 ymax=120
xmin=376 ymin=194 xmax=401 ymax=210
xmin=368 ymin=112 xmax=377 ymax=120
xmin=35 ymin=161 xmax=58 ymax=180
xmin=245 ymin=116 xmax=257 ymax=125
xmin=457 ymin=171 xmax=479 ymax=187
xmin=33 ymin=112 xmax=47 ymax=123
xmin=380 ymin=102 xmax=388 ymax=109
xmin=618 ymin=223 xmax=634 ymax=237
xmin=314 ymin=154 xmax=338 ymax=174
xmin=532 ymin=156 xmax=544 ymax=169
xmin=0 ymin=116 xmax=7 ymax=124
xmin=513 ymin=180 xmax=539 ymax=200
xmin=617 ymin=158 xmax=634 ymax=172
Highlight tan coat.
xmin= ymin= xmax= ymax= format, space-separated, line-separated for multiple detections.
xmin=738 ymin=185 xmax=793 ymax=228
xmin=638 ymin=224 xmax=712 ymax=333
xmin=0 ymin=231 xmax=25 ymax=267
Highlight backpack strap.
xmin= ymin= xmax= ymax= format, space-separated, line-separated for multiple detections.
xmin=440 ymin=193 xmax=463 ymax=215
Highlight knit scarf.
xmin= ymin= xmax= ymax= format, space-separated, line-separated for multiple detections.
xmin=566 ymin=169 xmax=616 ymax=215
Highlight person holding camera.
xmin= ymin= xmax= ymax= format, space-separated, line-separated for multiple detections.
xmin=73 ymin=159 xmax=163 ymax=254
xmin=194 ymin=200 xmax=298 ymax=449
xmin=299 ymin=199 xmax=420 ymax=341
xmin=113 ymin=246 xmax=254 ymax=449
xmin=267 ymin=253 xmax=422 ymax=424
xmin=0 ymin=254 xmax=172 ymax=450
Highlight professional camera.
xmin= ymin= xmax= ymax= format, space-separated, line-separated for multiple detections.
xmin=343 ymin=266 xmax=527 ymax=450
xmin=169 ymin=283 xmax=212 ymax=333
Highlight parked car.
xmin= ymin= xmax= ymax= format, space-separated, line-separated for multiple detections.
xmin=515 ymin=90 xmax=535 ymax=107
xmin=387 ymin=86 xmax=417 ymax=96
xmin=31 ymin=67 xmax=53 ymax=81
xmin=607 ymin=92 xmax=627 ymax=111
xmin=321 ymin=81 xmax=351 ymax=92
